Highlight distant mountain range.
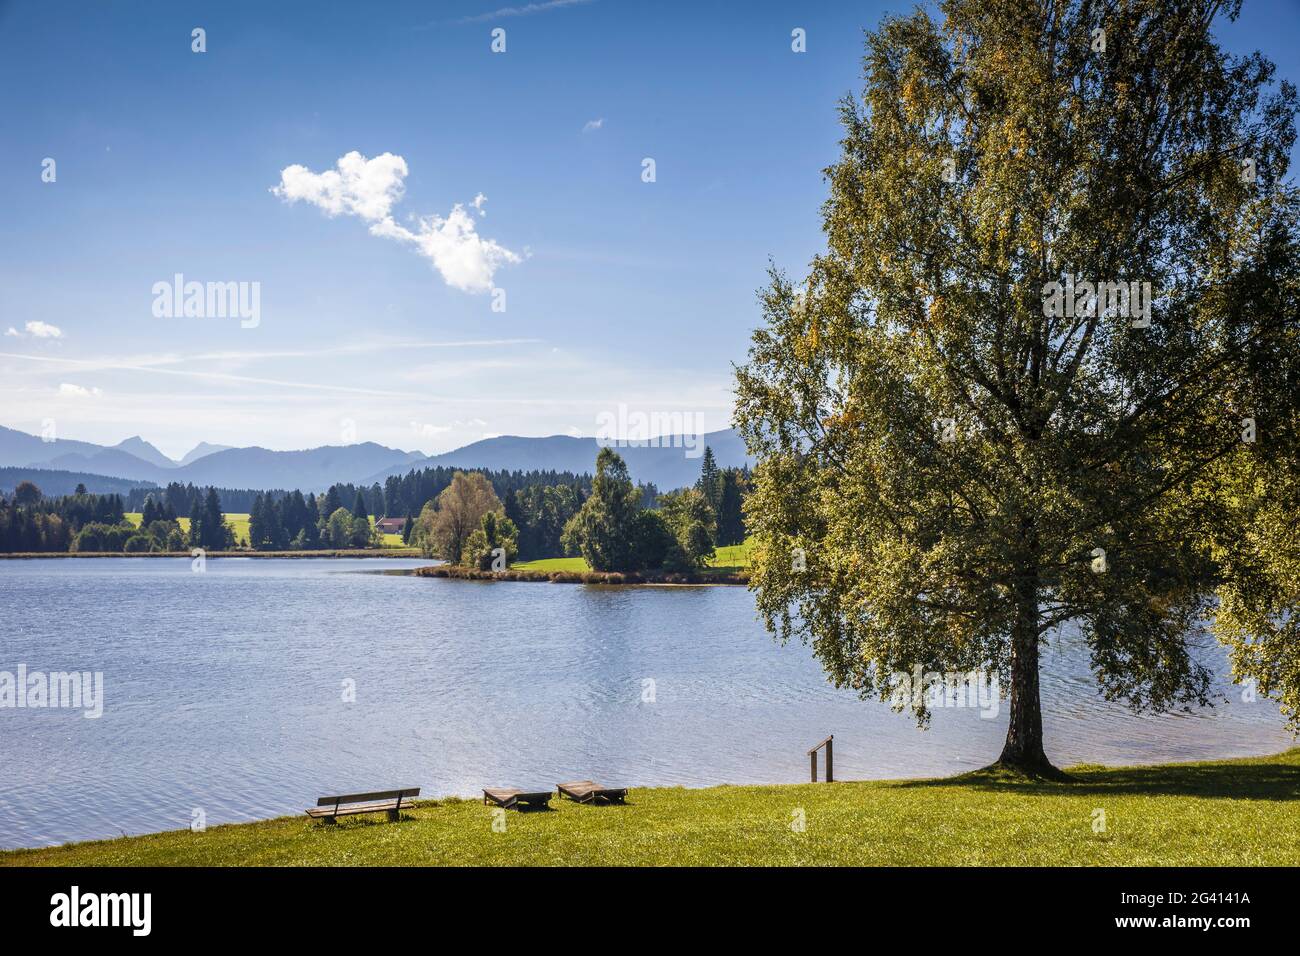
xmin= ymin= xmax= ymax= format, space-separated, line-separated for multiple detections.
xmin=0 ymin=425 xmax=753 ymax=493
xmin=383 ymin=430 xmax=754 ymax=490
xmin=0 ymin=466 xmax=158 ymax=497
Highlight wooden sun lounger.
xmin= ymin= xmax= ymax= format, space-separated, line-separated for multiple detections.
xmin=556 ymin=780 xmax=628 ymax=804
xmin=482 ymin=787 xmax=553 ymax=810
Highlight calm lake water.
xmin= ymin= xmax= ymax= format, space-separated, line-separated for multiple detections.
xmin=0 ymin=557 xmax=1291 ymax=849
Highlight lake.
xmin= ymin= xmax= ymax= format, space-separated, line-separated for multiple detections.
xmin=0 ymin=557 xmax=1291 ymax=849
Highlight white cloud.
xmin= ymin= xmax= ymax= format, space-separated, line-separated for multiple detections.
xmin=272 ymin=151 xmax=407 ymax=221
xmin=371 ymin=204 xmax=521 ymax=293
xmin=274 ymin=152 xmax=520 ymax=294
xmin=582 ymin=118 xmax=604 ymax=132
xmin=7 ymin=321 xmax=64 ymax=339
xmin=58 ymin=383 xmax=102 ymax=398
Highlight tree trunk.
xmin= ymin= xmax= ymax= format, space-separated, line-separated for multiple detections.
xmin=996 ymin=566 xmax=1062 ymax=777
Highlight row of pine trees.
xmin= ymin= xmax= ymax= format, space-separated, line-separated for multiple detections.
xmin=245 ymin=488 xmax=379 ymax=550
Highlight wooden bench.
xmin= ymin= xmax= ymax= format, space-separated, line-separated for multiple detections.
xmin=483 ymin=787 xmax=553 ymax=810
xmin=305 ymin=787 xmax=420 ymax=823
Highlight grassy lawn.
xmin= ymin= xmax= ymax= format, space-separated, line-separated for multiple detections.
xmin=6 ymin=750 xmax=1299 ymax=866
xmin=711 ymin=539 xmax=754 ymax=570
xmin=127 ymin=512 xmax=250 ymax=543
xmin=512 ymin=556 xmax=589 ymax=572
xmin=515 ymin=539 xmax=755 ymax=574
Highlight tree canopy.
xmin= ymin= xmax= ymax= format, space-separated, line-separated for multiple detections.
xmin=416 ymin=471 xmax=501 ymax=564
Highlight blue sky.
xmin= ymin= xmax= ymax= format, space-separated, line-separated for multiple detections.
xmin=1 ymin=0 xmax=1297 ymax=459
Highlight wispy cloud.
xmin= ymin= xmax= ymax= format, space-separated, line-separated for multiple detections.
xmin=159 ymin=338 xmax=542 ymax=366
xmin=450 ymin=0 xmax=595 ymax=25
xmin=5 ymin=344 xmax=453 ymax=399
xmin=272 ymin=151 xmax=520 ymax=293
xmin=0 ymin=336 xmax=738 ymax=455
xmin=582 ymin=117 xmax=604 ymax=133
xmin=10 ymin=352 xmax=430 ymax=400
xmin=2 ymin=339 xmax=541 ymax=382
xmin=0 ymin=348 xmax=642 ymax=406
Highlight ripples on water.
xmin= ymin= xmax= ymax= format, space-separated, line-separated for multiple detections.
xmin=0 ymin=557 xmax=1290 ymax=848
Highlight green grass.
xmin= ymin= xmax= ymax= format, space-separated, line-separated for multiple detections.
xmin=710 ymin=539 xmax=754 ymax=570
xmin=127 ymin=512 xmax=250 ymax=542
xmin=512 ymin=556 xmax=589 ymax=572
xmin=6 ymin=750 xmax=1299 ymax=866
xmin=515 ymin=538 xmax=755 ymax=574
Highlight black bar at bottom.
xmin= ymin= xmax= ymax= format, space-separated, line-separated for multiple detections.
xmin=0 ymin=865 xmax=1283 ymax=940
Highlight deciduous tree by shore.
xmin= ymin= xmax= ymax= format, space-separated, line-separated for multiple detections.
xmin=414 ymin=471 xmax=501 ymax=564
xmin=735 ymin=0 xmax=1300 ymax=775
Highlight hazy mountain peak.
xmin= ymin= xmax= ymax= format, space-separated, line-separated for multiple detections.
xmin=110 ymin=436 xmax=176 ymax=468
xmin=178 ymin=441 xmax=235 ymax=466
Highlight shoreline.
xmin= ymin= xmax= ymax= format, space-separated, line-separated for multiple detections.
xmin=5 ymin=748 xmax=1296 ymax=865
xmin=0 ymin=549 xmax=423 ymax=560
xmin=0 ymin=552 xmax=749 ymax=585
xmin=413 ymin=564 xmax=750 ymax=586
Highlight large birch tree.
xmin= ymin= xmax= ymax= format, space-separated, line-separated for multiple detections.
xmin=734 ymin=0 xmax=1300 ymax=774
